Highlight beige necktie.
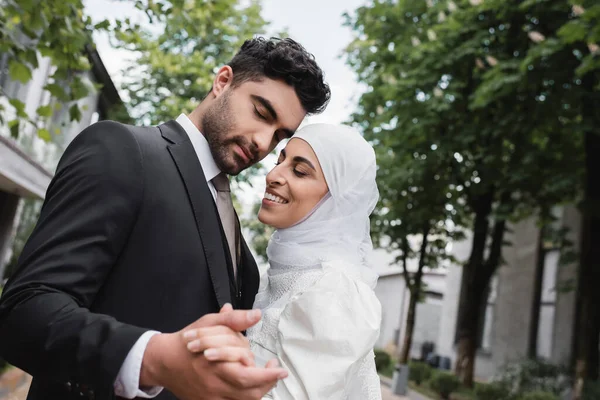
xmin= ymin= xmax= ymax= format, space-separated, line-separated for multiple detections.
xmin=211 ymin=173 xmax=237 ymax=278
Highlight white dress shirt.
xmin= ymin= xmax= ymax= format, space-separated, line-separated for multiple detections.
xmin=113 ymin=113 xmax=221 ymax=398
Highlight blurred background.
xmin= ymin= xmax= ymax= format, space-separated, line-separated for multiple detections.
xmin=0 ymin=1 xmax=598 ymax=399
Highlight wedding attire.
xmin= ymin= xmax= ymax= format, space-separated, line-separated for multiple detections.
xmin=247 ymin=124 xmax=383 ymax=400
xmin=0 ymin=114 xmax=259 ymax=400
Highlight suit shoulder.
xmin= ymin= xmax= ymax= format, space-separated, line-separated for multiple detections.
xmin=68 ymin=120 xmax=139 ymax=149
xmin=57 ymin=121 xmax=145 ymax=175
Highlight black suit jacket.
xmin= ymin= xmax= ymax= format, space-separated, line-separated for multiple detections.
xmin=0 ymin=120 xmax=260 ymax=400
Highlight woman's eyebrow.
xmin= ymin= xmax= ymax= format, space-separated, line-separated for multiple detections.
xmin=292 ymin=156 xmax=316 ymax=171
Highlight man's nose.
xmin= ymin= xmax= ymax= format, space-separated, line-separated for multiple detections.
xmin=253 ymin=129 xmax=275 ymax=155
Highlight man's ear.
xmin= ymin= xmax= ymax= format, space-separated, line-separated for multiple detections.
xmin=211 ymin=66 xmax=234 ymax=97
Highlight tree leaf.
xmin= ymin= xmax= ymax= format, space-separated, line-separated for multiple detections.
xmin=94 ymin=19 xmax=111 ymax=31
xmin=8 ymin=120 xmax=19 ymax=138
xmin=44 ymin=83 xmax=70 ymax=102
xmin=8 ymin=59 xmax=33 ymax=83
xmin=37 ymin=128 xmax=51 ymax=142
xmin=69 ymin=104 xmax=82 ymax=122
xmin=8 ymin=98 xmax=27 ymax=118
xmin=36 ymin=104 xmax=53 ymax=118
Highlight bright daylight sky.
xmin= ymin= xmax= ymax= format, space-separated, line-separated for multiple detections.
xmin=83 ymin=0 xmax=368 ymax=211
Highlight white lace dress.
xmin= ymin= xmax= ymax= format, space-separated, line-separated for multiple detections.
xmin=247 ymin=260 xmax=382 ymax=400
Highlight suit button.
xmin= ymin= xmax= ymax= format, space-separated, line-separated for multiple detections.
xmin=64 ymin=382 xmax=72 ymax=392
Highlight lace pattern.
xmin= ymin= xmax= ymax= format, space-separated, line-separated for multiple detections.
xmin=247 ymin=266 xmax=322 ymax=352
xmin=248 ymin=263 xmax=381 ymax=400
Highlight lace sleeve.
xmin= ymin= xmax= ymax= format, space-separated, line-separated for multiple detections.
xmin=268 ymin=269 xmax=382 ymax=400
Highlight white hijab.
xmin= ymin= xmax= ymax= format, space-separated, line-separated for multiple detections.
xmin=262 ymin=123 xmax=380 ymax=290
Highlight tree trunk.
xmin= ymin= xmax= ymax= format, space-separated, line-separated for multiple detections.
xmin=454 ymin=192 xmax=493 ymax=387
xmin=399 ymin=292 xmax=418 ymax=364
xmin=528 ymin=221 xmax=547 ymax=359
xmin=399 ymin=226 xmax=430 ymax=364
xmin=454 ymin=289 xmax=483 ymax=388
xmin=573 ymin=72 xmax=600 ymax=399
xmin=455 ymin=191 xmax=508 ymax=388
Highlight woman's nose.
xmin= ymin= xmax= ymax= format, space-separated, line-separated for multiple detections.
xmin=266 ymin=165 xmax=285 ymax=187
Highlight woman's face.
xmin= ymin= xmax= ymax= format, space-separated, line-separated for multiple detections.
xmin=258 ymin=138 xmax=329 ymax=229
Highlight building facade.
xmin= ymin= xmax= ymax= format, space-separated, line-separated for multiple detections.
xmin=0 ymin=44 xmax=124 ymax=280
xmin=373 ymin=205 xmax=580 ymax=380
xmin=436 ymin=206 xmax=580 ymax=380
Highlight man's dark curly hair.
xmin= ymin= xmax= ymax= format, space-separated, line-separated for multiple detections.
xmin=228 ymin=37 xmax=330 ymax=115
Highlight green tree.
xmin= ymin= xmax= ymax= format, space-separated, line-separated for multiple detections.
xmin=112 ymin=0 xmax=269 ymax=126
xmin=0 ymin=0 xmax=112 ymax=140
xmin=345 ymin=0 xmax=585 ymax=387
xmin=368 ymin=126 xmax=465 ymax=364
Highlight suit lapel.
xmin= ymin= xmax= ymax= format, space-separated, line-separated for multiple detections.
xmin=239 ymin=236 xmax=260 ymax=309
xmin=159 ymin=120 xmax=232 ymax=308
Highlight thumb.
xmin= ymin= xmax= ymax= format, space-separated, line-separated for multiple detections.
xmin=195 ymin=309 xmax=262 ymax=332
xmin=220 ymin=303 xmax=234 ymax=313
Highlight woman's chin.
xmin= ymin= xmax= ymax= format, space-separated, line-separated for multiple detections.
xmin=258 ymin=209 xmax=275 ymax=227
xmin=258 ymin=210 xmax=286 ymax=230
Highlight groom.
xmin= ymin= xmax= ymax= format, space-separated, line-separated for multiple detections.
xmin=0 ymin=37 xmax=330 ymax=400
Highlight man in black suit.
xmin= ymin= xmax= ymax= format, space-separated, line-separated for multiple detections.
xmin=0 ymin=37 xmax=330 ymax=400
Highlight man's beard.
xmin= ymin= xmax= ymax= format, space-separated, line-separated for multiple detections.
xmin=201 ymin=91 xmax=257 ymax=175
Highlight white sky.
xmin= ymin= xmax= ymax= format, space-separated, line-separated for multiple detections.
xmin=83 ymin=0 xmax=368 ymax=210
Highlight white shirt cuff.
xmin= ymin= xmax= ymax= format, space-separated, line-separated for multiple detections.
xmin=114 ymin=330 xmax=164 ymax=399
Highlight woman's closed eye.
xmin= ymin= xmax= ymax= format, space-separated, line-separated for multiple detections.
xmin=274 ymin=161 xmax=309 ymax=177
xmin=293 ymin=167 xmax=309 ymax=177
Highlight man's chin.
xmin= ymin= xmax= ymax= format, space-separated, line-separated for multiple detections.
xmin=219 ymin=161 xmax=245 ymax=176
xmin=214 ymin=156 xmax=241 ymax=175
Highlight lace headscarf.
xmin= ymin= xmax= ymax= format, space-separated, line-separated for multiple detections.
xmin=259 ymin=123 xmax=380 ymax=295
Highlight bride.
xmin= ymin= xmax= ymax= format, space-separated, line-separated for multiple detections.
xmin=187 ymin=123 xmax=382 ymax=399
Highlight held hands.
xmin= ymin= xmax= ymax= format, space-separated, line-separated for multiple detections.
xmin=140 ymin=304 xmax=287 ymax=400
xmin=183 ymin=303 xmax=281 ymax=369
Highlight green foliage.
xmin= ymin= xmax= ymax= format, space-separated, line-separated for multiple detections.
xmin=474 ymin=382 xmax=511 ymax=400
xmin=112 ymin=0 xmax=269 ymax=126
xmin=582 ymin=380 xmax=600 ymax=400
xmin=1 ymin=0 xmax=269 ymax=141
xmin=429 ymin=371 xmax=461 ymax=400
xmin=495 ymin=359 xmax=571 ymax=397
xmin=374 ymin=349 xmax=393 ymax=373
xmin=0 ymin=0 xmax=111 ymax=139
xmin=344 ymin=0 xmax=598 ymax=385
xmin=517 ymin=391 xmax=559 ymax=400
xmin=242 ymin=201 xmax=274 ymax=263
xmin=409 ymin=361 xmax=433 ymax=386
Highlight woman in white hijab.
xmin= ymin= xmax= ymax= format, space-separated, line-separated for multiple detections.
xmin=187 ymin=123 xmax=382 ymax=399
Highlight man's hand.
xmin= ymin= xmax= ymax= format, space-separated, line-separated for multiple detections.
xmin=139 ymin=305 xmax=287 ymax=400
xmin=183 ymin=303 xmax=256 ymax=366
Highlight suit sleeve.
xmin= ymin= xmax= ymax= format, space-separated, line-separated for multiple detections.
xmin=0 ymin=121 xmax=148 ymax=390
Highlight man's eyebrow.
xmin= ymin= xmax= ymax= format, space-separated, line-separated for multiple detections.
xmin=252 ymin=95 xmax=278 ymax=120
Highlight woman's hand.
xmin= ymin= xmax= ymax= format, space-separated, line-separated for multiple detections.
xmin=182 ymin=303 xmax=263 ymax=367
